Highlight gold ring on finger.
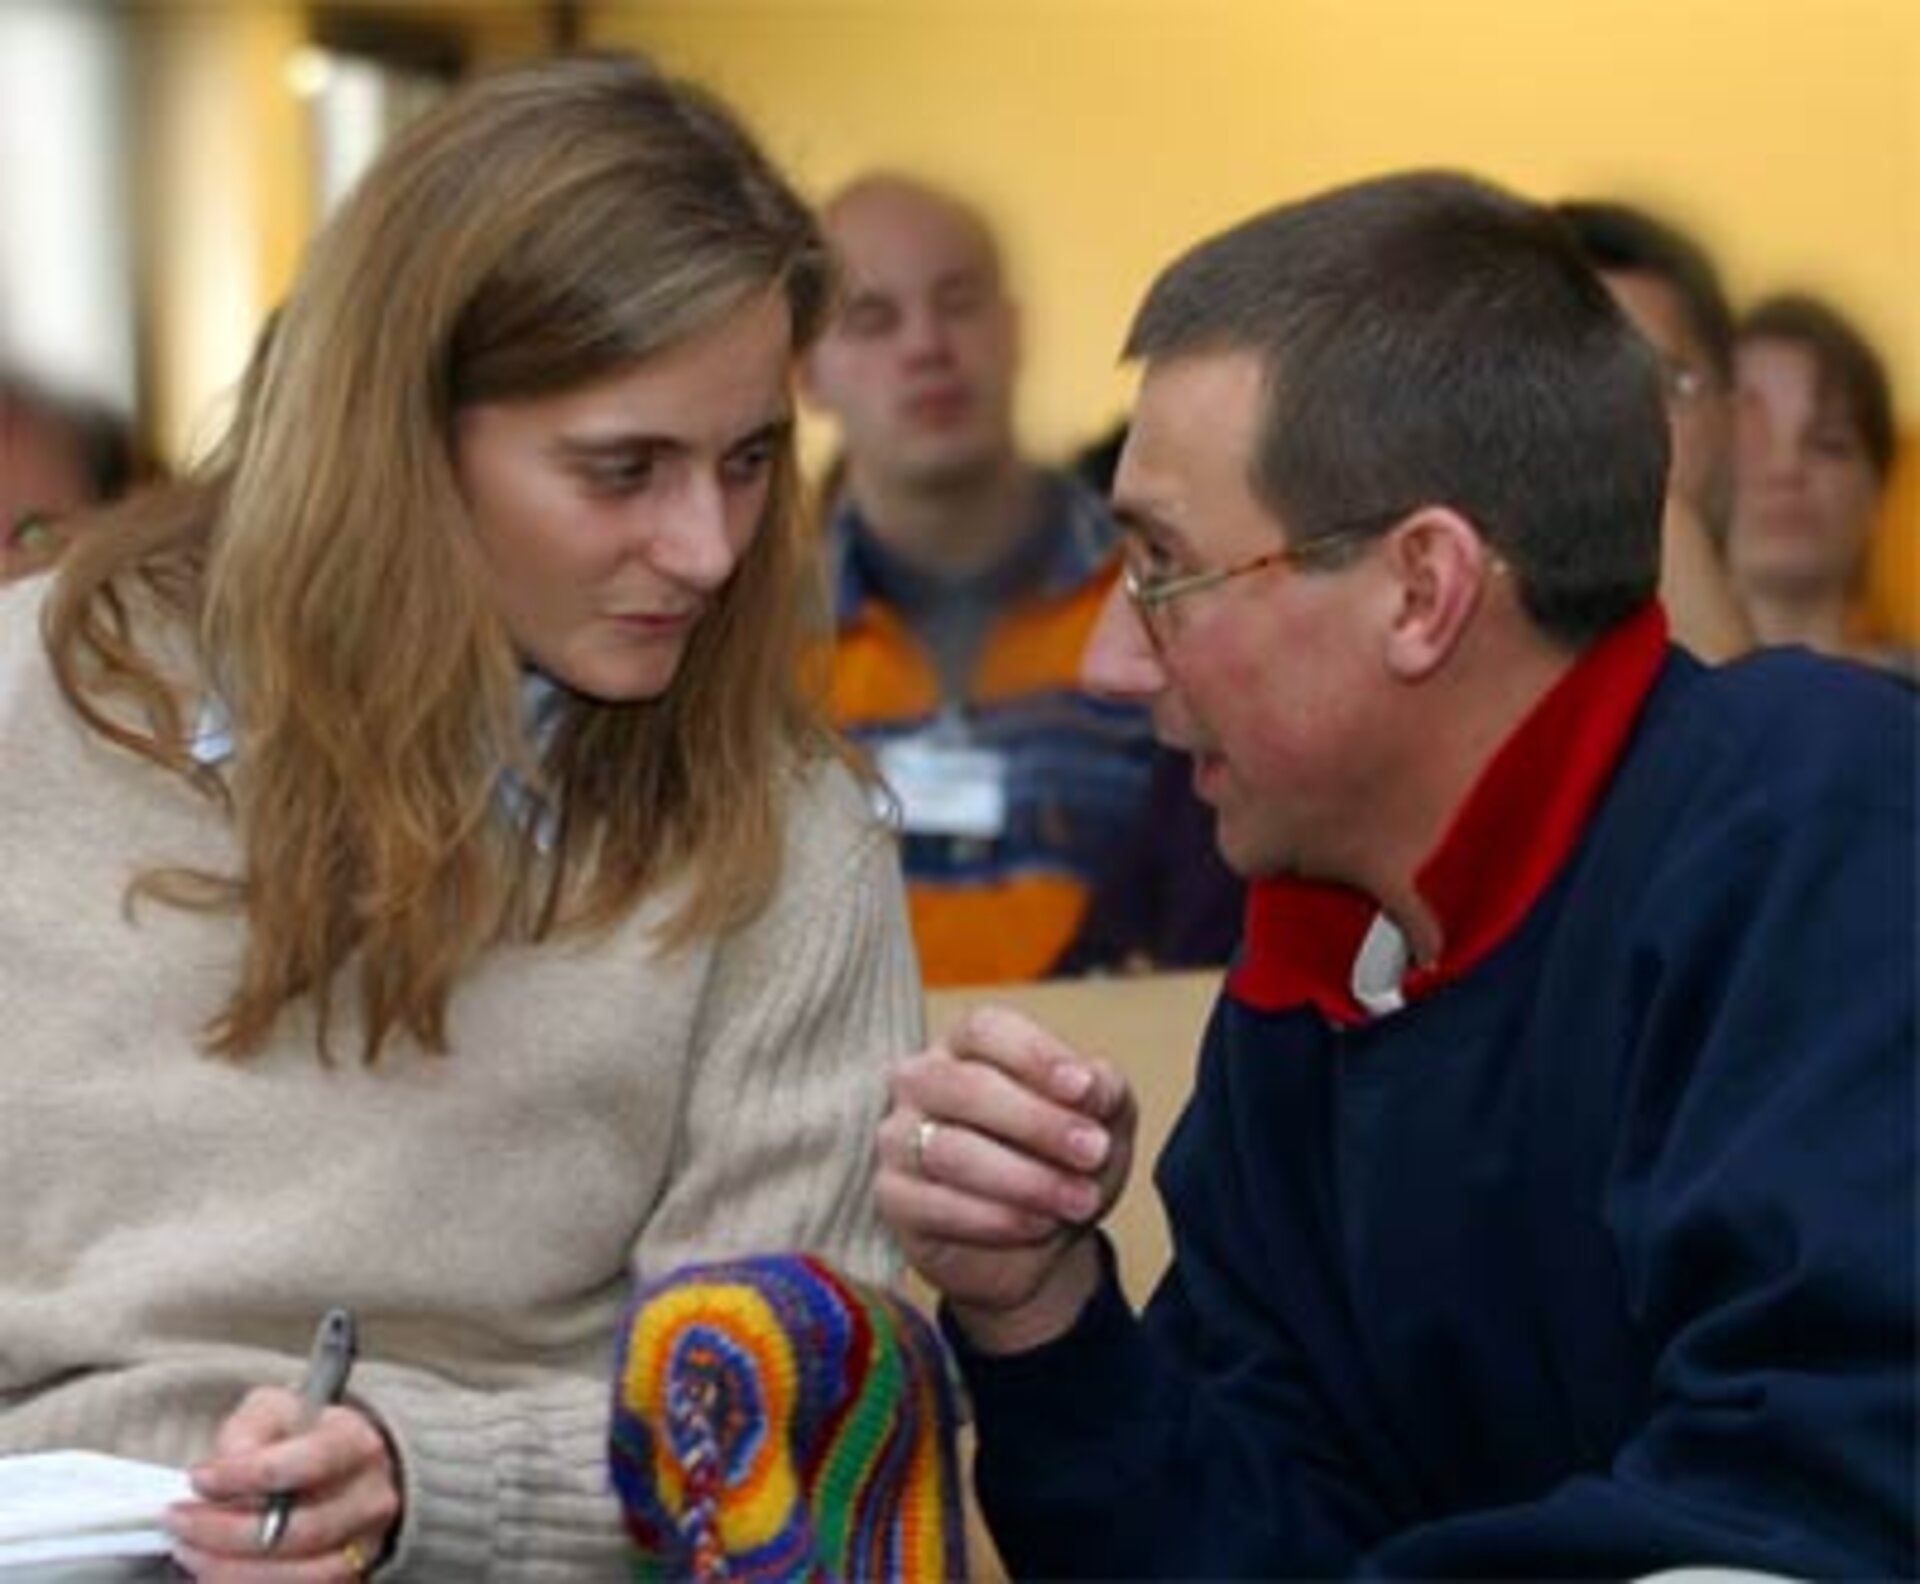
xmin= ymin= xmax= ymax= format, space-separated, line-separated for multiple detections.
xmin=911 ymin=1115 xmax=939 ymax=1180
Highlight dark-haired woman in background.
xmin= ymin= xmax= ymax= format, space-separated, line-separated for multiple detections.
xmin=1729 ymin=292 xmax=1913 ymax=678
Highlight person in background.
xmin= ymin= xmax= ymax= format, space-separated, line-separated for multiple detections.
xmin=802 ymin=172 xmax=1154 ymax=986
xmin=0 ymin=370 xmax=143 ymax=583
xmin=0 ymin=53 xmax=919 ymax=1578
xmin=1555 ymin=198 xmax=1751 ymax=660
xmin=1052 ymin=735 xmax=1245 ymax=974
xmin=1728 ymin=291 xmax=1912 ymax=676
xmin=879 ymin=171 xmax=1914 ymax=1578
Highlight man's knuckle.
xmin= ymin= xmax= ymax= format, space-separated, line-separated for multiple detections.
xmin=952 ymin=1006 xmax=990 ymax=1046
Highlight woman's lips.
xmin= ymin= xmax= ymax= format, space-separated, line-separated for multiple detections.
xmin=904 ymin=387 xmax=972 ymax=426
xmin=608 ymin=609 xmax=696 ymax=638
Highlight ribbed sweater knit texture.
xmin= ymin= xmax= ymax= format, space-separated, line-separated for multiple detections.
xmin=0 ymin=575 xmax=921 ymax=1577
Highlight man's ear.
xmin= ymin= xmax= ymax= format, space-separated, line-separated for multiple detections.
xmin=1379 ymin=508 xmax=1499 ymax=680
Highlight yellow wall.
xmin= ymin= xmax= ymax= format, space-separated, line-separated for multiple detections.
xmin=134 ymin=1 xmax=565 ymax=463
xmin=588 ymin=0 xmax=1917 ymax=633
xmin=129 ymin=0 xmax=1917 ymax=635
xmin=136 ymin=2 xmax=309 ymax=464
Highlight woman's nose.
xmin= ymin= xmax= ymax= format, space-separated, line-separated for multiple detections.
xmin=644 ymin=474 xmax=739 ymax=590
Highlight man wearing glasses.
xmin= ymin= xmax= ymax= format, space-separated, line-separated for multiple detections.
xmin=877 ymin=172 xmax=1914 ymax=1578
xmin=1557 ymin=198 xmax=1751 ymax=661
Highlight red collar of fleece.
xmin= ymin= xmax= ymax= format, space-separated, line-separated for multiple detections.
xmin=1227 ymin=602 xmax=1669 ymax=1023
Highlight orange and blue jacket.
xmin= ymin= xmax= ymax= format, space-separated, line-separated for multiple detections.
xmin=827 ymin=475 xmax=1156 ymax=986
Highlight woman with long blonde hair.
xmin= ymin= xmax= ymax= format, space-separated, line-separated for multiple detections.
xmin=0 ymin=53 xmax=918 ymax=1577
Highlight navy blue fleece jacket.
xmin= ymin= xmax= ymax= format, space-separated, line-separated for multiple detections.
xmin=952 ymin=634 xmax=1917 ymax=1579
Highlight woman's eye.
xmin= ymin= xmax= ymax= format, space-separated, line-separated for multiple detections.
xmin=582 ymin=456 xmax=654 ymax=495
xmin=720 ymin=442 xmax=776 ymax=487
xmin=838 ymin=298 xmax=895 ymax=340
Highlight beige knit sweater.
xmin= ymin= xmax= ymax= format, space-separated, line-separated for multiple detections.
xmin=0 ymin=576 xmax=922 ymax=1576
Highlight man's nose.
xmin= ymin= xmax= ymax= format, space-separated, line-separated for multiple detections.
xmin=1081 ymin=575 xmax=1165 ymax=702
xmin=899 ymin=302 xmax=955 ymax=365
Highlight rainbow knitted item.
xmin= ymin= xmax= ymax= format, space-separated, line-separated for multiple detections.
xmin=611 ymin=1253 xmax=970 ymax=1582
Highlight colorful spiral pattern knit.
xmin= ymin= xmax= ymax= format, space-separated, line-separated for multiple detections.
xmin=611 ymin=1253 xmax=969 ymax=1582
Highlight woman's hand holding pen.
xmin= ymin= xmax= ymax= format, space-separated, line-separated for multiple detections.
xmin=165 ymin=1390 xmax=400 ymax=1580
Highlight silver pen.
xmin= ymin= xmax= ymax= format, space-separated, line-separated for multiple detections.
xmin=257 ymin=1306 xmax=358 ymax=1552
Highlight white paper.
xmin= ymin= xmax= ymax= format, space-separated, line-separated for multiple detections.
xmin=0 ymin=1452 xmax=187 ymax=1567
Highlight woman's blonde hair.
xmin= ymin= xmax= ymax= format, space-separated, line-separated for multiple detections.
xmin=45 ymin=53 xmax=841 ymax=1062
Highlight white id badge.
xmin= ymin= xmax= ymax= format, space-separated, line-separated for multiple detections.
xmin=876 ymin=735 xmax=1010 ymax=840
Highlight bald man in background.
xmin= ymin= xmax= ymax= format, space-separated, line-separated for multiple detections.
xmin=805 ymin=174 xmax=1154 ymax=986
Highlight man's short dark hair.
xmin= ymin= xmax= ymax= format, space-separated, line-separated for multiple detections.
xmin=1554 ymin=199 xmax=1735 ymax=382
xmin=1739 ymin=292 xmax=1897 ymax=482
xmin=1125 ymin=171 xmax=1668 ymax=649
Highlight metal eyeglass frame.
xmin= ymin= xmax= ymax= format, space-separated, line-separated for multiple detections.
xmin=1121 ymin=512 xmax=1405 ymax=624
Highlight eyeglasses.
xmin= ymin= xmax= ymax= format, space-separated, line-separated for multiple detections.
xmin=1121 ymin=513 xmax=1402 ymax=646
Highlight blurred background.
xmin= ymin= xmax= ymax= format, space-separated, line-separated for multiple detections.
xmin=2 ymin=0 xmax=1911 ymax=635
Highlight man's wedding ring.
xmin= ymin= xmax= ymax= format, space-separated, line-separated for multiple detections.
xmin=911 ymin=1116 xmax=939 ymax=1179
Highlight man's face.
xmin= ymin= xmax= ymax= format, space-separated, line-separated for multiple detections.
xmin=1082 ymin=351 xmax=1391 ymax=884
xmin=1601 ymin=269 xmax=1733 ymax=527
xmin=804 ymin=186 xmax=1020 ymax=492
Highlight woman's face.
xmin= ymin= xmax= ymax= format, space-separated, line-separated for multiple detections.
xmin=1729 ymin=337 xmax=1884 ymax=598
xmin=453 ymin=292 xmax=794 ymax=703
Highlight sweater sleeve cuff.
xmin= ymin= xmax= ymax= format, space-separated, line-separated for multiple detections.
xmin=355 ymin=1367 xmax=628 ymax=1578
